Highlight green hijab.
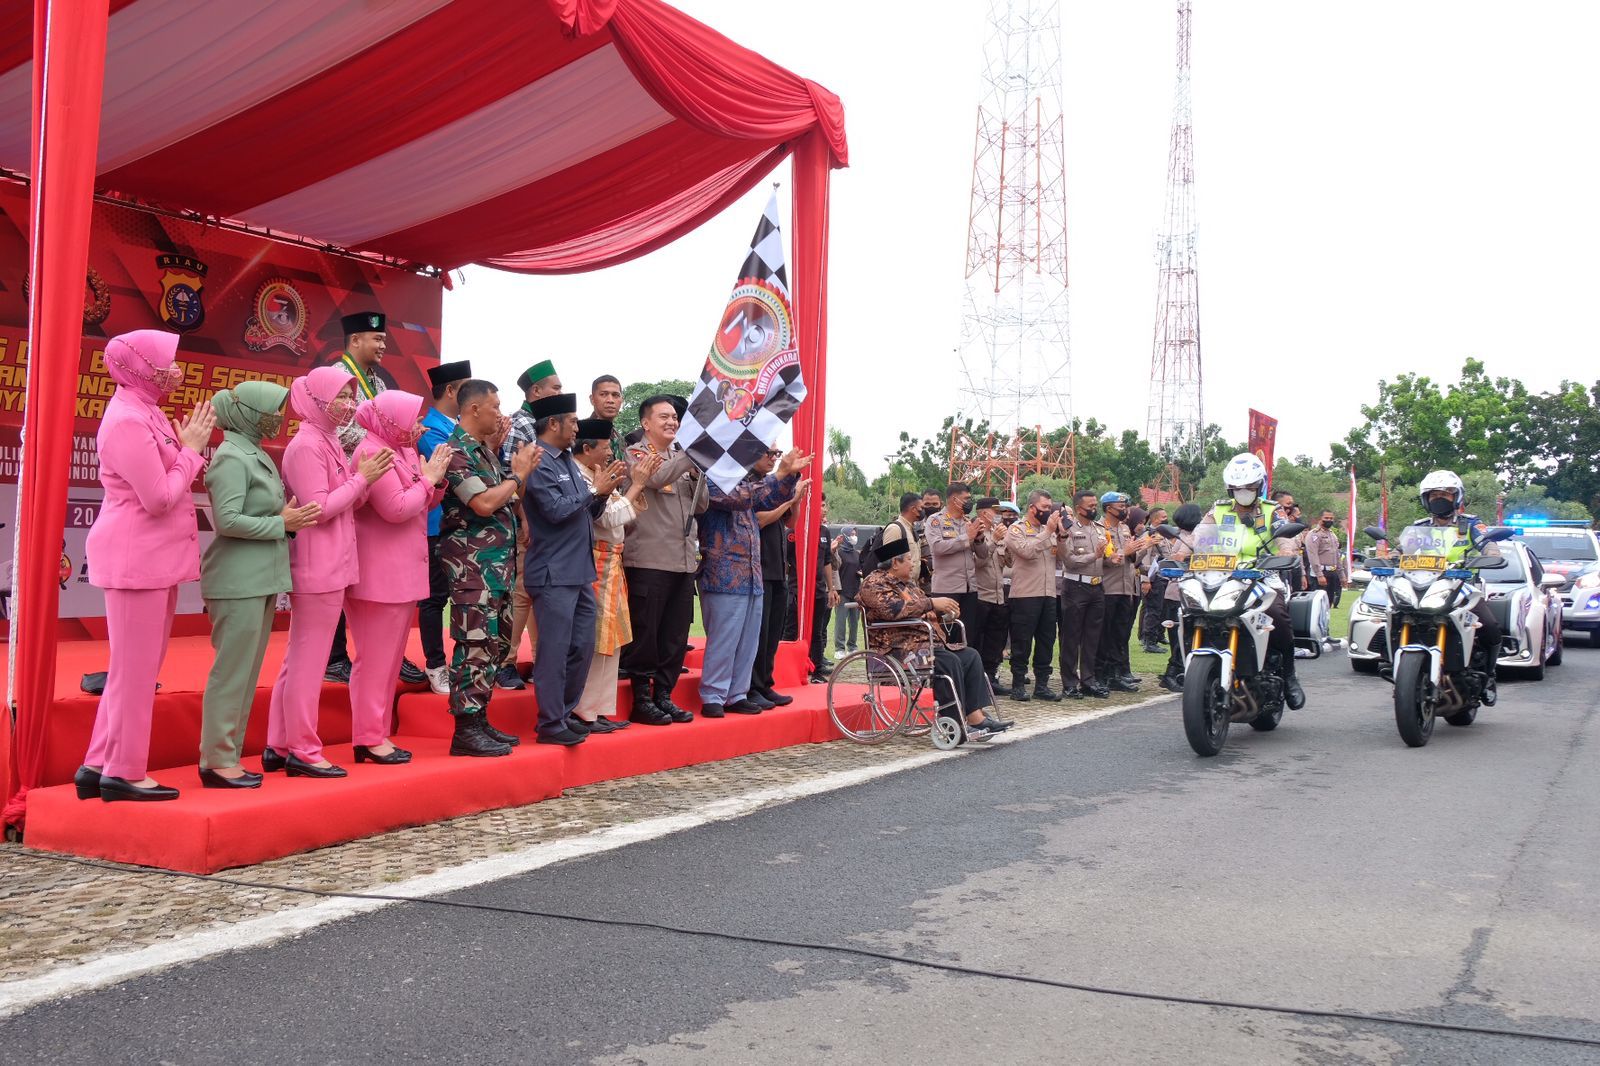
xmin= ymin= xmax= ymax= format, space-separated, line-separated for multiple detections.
xmin=212 ymin=380 xmax=289 ymax=450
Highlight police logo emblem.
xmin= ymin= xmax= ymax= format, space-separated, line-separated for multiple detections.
xmin=156 ymin=254 xmax=208 ymax=332
xmin=243 ymin=278 xmax=309 ymax=356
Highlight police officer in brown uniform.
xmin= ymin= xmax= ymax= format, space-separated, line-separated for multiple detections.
xmin=1058 ymin=489 xmax=1110 ymax=698
xmin=970 ymin=497 xmax=1009 ymax=689
xmin=1003 ymin=490 xmax=1062 ymax=701
xmin=1304 ymin=509 xmax=1344 ymax=607
xmin=1094 ymin=492 xmax=1143 ymax=692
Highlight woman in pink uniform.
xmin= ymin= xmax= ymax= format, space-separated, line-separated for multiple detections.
xmin=263 ymin=367 xmax=392 ymax=778
xmin=346 ymin=391 xmax=450 ymax=764
xmin=77 ymin=329 xmax=215 ymax=802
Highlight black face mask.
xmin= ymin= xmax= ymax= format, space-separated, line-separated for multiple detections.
xmin=1080 ymin=507 xmax=1098 ymax=521
xmin=1426 ymin=497 xmax=1455 ymax=518
xmin=1321 ymin=520 xmax=1334 ymax=529
xmin=959 ymin=500 xmax=973 ymax=515
xmin=923 ymin=504 xmax=939 ymax=518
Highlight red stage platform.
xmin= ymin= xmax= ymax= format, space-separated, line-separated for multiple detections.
xmin=17 ymin=632 xmax=852 ymax=873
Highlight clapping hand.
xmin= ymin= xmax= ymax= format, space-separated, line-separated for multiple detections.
xmin=421 ymin=443 xmax=451 ymax=485
xmin=509 ymin=443 xmax=539 ymax=482
xmin=358 ymin=448 xmax=395 ymax=484
xmin=280 ymin=496 xmax=321 ymax=532
xmin=592 ymin=460 xmax=628 ymax=495
xmin=174 ymin=401 xmax=216 ymax=452
xmin=778 ymin=448 xmax=813 ymax=477
xmin=632 ymin=450 xmax=664 ymax=482
xmin=487 ymin=415 xmax=512 ymax=453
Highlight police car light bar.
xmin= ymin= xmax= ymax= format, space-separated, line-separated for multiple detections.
xmin=1505 ymin=515 xmax=1591 ymax=529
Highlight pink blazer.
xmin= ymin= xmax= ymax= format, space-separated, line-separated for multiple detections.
xmin=349 ymin=440 xmax=443 ymax=603
xmin=87 ymin=392 xmax=206 ymax=590
xmin=280 ymin=426 xmax=369 ymax=595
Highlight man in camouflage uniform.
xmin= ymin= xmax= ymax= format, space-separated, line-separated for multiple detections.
xmin=439 ymin=379 xmax=540 ymax=757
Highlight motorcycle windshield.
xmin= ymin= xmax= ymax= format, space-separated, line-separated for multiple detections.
xmin=1189 ymin=521 xmax=1241 ymax=572
xmin=1395 ymin=525 xmax=1454 ymax=571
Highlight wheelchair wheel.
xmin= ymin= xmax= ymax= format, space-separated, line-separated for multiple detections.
xmin=828 ymin=652 xmax=910 ymax=743
xmin=931 ymin=715 xmax=964 ymax=750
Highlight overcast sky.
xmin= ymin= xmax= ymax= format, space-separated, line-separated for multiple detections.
xmin=442 ymin=1 xmax=1600 ymax=478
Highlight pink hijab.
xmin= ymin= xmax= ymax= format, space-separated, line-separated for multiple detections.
xmin=104 ymin=329 xmax=179 ymax=406
xmin=355 ymin=391 xmax=424 ymax=480
xmin=290 ymin=365 xmax=356 ymax=435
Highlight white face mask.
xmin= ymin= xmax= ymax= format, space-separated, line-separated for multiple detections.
xmin=1231 ymin=488 xmax=1258 ymax=507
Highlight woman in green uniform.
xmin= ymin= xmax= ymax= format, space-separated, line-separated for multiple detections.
xmin=197 ymin=381 xmax=320 ymax=788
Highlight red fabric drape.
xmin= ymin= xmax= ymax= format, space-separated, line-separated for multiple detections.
xmin=3 ymin=0 xmax=112 ymax=830
xmin=789 ymin=131 xmax=832 ymax=652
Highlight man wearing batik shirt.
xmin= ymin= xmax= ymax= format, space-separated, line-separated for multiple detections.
xmin=696 ymin=447 xmax=810 ymax=717
xmin=496 ymin=359 xmax=562 ymax=691
xmin=439 ymin=379 xmax=538 ymax=758
xmin=857 ymin=535 xmax=1009 ymax=739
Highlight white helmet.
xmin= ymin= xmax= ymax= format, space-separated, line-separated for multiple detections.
xmin=1222 ymin=453 xmax=1268 ymax=508
xmin=1223 ymin=453 xmax=1268 ymax=490
xmin=1418 ymin=469 xmax=1465 ymax=509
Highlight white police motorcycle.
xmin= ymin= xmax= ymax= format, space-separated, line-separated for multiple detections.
xmin=1159 ymin=519 xmax=1307 ymax=757
xmin=1357 ymin=523 xmax=1511 ymax=747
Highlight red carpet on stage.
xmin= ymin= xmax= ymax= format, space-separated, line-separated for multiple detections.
xmin=18 ymin=634 xmax=851 ymax=873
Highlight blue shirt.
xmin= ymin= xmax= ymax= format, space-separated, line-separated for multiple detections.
xmin=522 ymin=439 xmax=607 ymax=588
xmin=420 ymin=406 xmax=457 ymax=536
xmin=698 ymin=473 xmax=797 ymax=595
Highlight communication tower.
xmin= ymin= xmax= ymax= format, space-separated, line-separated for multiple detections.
xmin=957 ymin=0 xmax=1073 ymax=432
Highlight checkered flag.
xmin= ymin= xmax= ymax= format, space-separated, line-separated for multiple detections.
xmin=676 ymin=192 xmax=807 ymax=493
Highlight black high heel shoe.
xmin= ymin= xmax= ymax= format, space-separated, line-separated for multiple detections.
xmin=284 ymin=753 xmax=347 ymax=779
xmin=260 ymin=747 xmax=287 ymax=773
xmin=98 ymin=776 xmax=179 ymax=802
xmin=74 ymin=765 xmax=102 ymax=800
xmin=198 ymin=768 xmax=264 ymax=790
xmin=353 ymin=745 xmax=412 ymax=765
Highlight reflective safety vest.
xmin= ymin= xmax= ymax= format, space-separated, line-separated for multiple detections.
xmin=1406 ymin=514 xmax=1482 ymax=564
xmin=1210 ymin=500 xmax=1273 ymax=562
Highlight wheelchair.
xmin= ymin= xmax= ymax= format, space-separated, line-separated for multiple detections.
xmin=826 ymin=617 xmax=996 ymax=750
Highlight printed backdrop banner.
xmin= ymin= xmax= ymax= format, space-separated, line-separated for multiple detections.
xmin=0 ymin=178 xmax=443 ymax=618
xmin=1247 ymin=408 xmax=1278 ymax=495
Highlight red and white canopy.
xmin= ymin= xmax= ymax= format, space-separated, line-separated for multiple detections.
xmin=0 ymin=0 xmax=846 ymax=272
xmin=1 ymin=0 xmax=844 ymax=826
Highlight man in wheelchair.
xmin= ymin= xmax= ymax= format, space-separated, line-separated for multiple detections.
xmin=856 ymin=535 xmax=1012 ymax=740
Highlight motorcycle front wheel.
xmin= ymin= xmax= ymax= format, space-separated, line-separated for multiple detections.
xmin=1394 ymin=653 xmax=1436 ymax=748
xmin=1183 ymin=655 xmax=1230 ymax=757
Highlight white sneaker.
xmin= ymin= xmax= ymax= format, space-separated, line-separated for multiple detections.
xmin=425 ymin=666 xmax=450 ymax=695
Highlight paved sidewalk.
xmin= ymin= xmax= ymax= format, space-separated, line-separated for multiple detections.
xmin=0 ymin=687 xmax=1161 ymax=988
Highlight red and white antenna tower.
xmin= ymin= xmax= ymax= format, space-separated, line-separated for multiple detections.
xmin=958 ymin=0 xmax=1072 ymax=432
xmin=1145 ymin=0 xmax=1204 ymax=452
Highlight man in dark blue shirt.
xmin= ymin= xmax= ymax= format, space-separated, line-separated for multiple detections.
xmin=523 ymin=395 xmax=624 ymax=745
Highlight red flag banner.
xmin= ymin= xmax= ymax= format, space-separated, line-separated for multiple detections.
xmin=1247 ymin=409 xmax=1278 ymax=491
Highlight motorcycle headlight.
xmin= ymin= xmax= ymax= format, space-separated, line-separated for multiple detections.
xmin=1210 ymin=580 xmax=1250 ymax=614
xmin=1388 ymin=579 xmax=1419 ymax=608
xmin=1179 ymin=578 xmax=1208 ymax=612
xmin=1419 ymin=579 xmax=1459 ymax=611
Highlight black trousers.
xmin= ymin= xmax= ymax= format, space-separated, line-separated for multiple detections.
xmin=1138 ymin=579 xmax=1168 ymax=644
xmin=807 ymin=596 xmax=831 ymax=673
xmin=1265 ymin=594 xmax=1296 ymax=675
xmin=751 ymin=579 xmax=788 ymax=692
xmin=1059 ymin=581 xmax=1104 ymax=686
xmin=1313 ymin=568 xmax=1343 ymax=609
xmin=417 ymin=534 xmax=450 ymax=669
xmin=945 ymin=591 xmax=979 ymax=646
xmin=1096 ymin=594 xmax=1138 ymax=679
xmin=620 ymin=567 xmax=697 ymax=698
xmin=932 ymin=646 xmax=992 ymax=718
xmin=1471 ymin=601 xmax=1503 ymax=672
xmin=972 ymin=598 xmax=1010 ymax=678
xmin=1007 ymin=596 xmax=1056 ymax=681
xmin=1163 ymin=600 xmax=1184 ymax=678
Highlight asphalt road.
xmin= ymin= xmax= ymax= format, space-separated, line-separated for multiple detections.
xmin=6 ymin=649 xmax=1599 ymax=1065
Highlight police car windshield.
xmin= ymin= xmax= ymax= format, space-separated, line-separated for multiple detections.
xmin=1518 ymin=532 xmax=1597 ymax=561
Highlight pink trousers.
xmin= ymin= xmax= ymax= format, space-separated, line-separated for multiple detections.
xmin=85 ymin=586 xmax=178 ymax=780
xmin=267 ymin=589 xmax=346 ymax=763
xmin=346 ymin=597 xmax=409 ymax=746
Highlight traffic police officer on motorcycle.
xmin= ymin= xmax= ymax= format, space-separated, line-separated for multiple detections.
xmin=1406 ymin=469 xmax=1503 ymax=683
xmin=1200 ymin=454 xmax=1306 ymax=710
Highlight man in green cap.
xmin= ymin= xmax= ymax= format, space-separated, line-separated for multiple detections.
xmin=496 ymin=358 xmax=561 ymax=690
